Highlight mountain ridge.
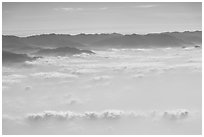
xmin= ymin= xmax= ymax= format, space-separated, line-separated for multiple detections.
xmin=3 ymin=30 xmax=201 ymax=37
xmin=2 ymin=31 xmax=202 ymax=52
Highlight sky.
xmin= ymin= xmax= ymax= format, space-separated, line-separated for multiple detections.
xmin=2 ymin=2 xmax=202 ymax=36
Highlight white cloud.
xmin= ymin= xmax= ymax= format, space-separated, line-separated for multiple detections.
xmin=101 ymin=110 xmax=123 ymax=120
xmin=98 ymin=7 xmax=108 ymax=10
xmin=25 ymin=48 xmax=201 ymax=81
xmin=92 ymin=75 xmax=112 ymax=81
xmin=54 ymin=7 xmax=109 ymax=12
xmin=2 ymin=79 xmax=21 ymax=84
xmin=70 ymin=68 xmax=100 ymax=75
xmin=26 ymin=109 xmax=190 ymax=122
xmin=54 ymin=7 xmax=83 ymax=12
xmin=132 ymin=74 xmax=144 ymax=78
xmin=26 ymin=111 xmax=79 ymax=121
xmin=30 ymin=72 xmax=78 ymax=79
xmin=3 ymin=74 xmax=27 ymax=79
xmin=2 ymin=74 xmax=26 ymax=85
xmin=162 ymin=109 xmax=189 ymax=121
xmin=135 ymin=4 xmax=158 ymax=8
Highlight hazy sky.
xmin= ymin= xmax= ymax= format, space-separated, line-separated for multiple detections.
xmin=2 ymin=2 xmax=202 ymax=36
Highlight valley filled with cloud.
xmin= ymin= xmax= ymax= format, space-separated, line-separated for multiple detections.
xmin=2 ymin=46 xmax=202 ymax=134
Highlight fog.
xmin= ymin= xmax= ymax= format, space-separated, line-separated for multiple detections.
xmin=2 ymin=47 xmax=202 ymax=134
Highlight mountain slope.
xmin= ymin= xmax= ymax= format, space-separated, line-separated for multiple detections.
xmin=2 ymin=36 xmax=38 ymax=53
xmin=67 ymin=33 xmax=123 ymax=45
xmin=90 ymin=33 xmax=193 ymax=48
xmin=34 ymin=47 xmax=95 ymax=56
xmin=23 ymin=33 xmax=85 ymax=48
xmin=165 ymin=31 xmax=202 ymax=46
xmin=2 ymin=50 xmax=38 ymax=64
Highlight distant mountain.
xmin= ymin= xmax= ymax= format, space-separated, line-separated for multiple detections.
xmin=67 ymin=33 xmax=123 ymax=45
xmin=164 ymin=31 xmax=202 ymax=46
xmin=34 ymin=47 xmax=95 ymax=56
xmin=23 ymin=33 xmax=85 ymax=48
xmin=2 ymin=31 xmax=202 ymax=52
xmin=2 ymin=34 xmax=86 ymax=53
xmin=2 ymin=50 xmax=38 ymax=64
xmin=90 ymin=32 xmax=201 ymax=48
xmin=2 ymin=36 xmax=38 ymax=53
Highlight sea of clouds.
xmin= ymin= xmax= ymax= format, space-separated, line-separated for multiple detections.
xmin=2 ymin=47 xmax=202 ymax=134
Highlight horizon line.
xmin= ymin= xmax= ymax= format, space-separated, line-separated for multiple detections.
xmin=2 ymin=30 xmax=202 ymax=37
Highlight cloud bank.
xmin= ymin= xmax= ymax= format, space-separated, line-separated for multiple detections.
xmin=26 ymin=109 xmax=190 ymax=122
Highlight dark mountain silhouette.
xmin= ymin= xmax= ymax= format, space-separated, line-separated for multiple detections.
xmin=90 ymin=33 xmax=198 ymax=48
xmin=67 ymin=33 xmax=123 ymax=45
xmin=2 ymin=50 xmax=39 ymax=64
xmin=2 ymin=36 xmax=38 ymax=53
xmin=164 ymin=31 xmax=202 ymax=46
xmin=2 ymin=31 xmax=202 ymax=52
xmin=34 ymin=47 xmax=95 ymax=56
xmin=2 ymin=34 xmax=85 ymax=53
xmin=23 ymin=33 xmax=85 ymax=48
